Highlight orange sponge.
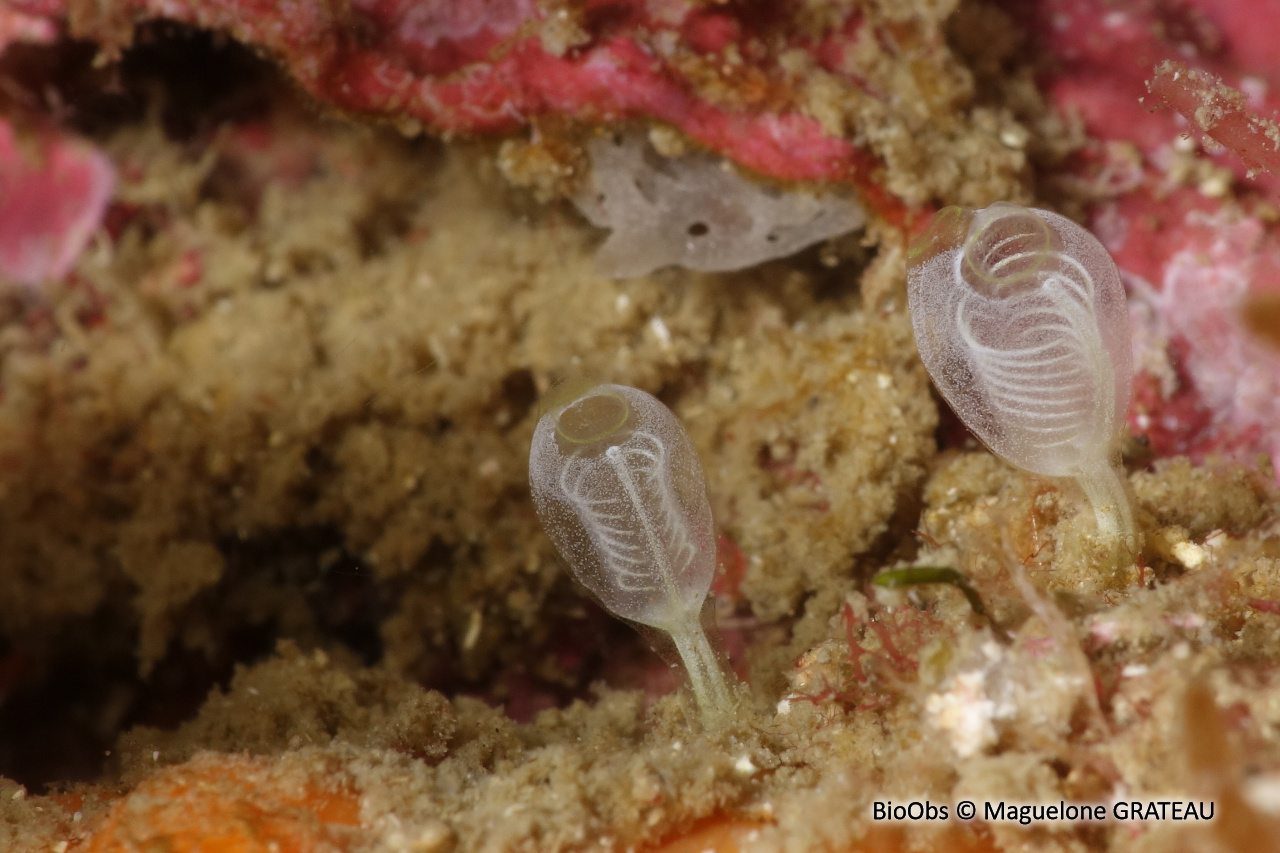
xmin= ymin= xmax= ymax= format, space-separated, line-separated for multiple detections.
xmin=83 ymin=753 xmax=361 ymax=853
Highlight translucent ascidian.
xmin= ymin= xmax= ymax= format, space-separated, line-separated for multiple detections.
xmin=529 ymin=383 xmax=734 ymax=723
xmin=907 ymin=203 xmax=1135 ymax=542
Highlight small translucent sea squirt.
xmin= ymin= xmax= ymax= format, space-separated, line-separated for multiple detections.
xmin=906 ymin=203 xmax=1134 ymax=542
xmin=529 ymin=382 xmax=734 ymax=722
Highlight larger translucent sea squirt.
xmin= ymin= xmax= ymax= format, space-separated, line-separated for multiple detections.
xmin=529 ymin=383 xmax=735 ymax=724
xmin=907 ymin=203 xmax=1134 ymax=543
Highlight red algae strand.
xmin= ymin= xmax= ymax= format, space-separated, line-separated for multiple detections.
xmin=1148 ymin=59 xmax=1280 ymax=179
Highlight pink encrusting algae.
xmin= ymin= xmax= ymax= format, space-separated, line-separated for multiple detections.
xmin=1120 ymin=203 xmax=1280 ymax=466
xmin=0 ymin=5 xmax=57 ymax=54
xmin=1022 ymin=0 xmax=1280 ymax=474
xmin=0 ymin=0 xmax=973 ymax=196
xmin=0 ymin=120 xmax=115 ymax=288
xmin=8 ymin=0 xmax=897 ymax=217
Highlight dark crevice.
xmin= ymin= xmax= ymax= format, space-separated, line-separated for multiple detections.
xmin=0 ymin=525 xmax=397 ymax=792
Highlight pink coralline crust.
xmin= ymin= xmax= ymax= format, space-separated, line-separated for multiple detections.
xmin=359 ymin=0 xmax=535 ymax=77
xmin=69 ymin=0 xmax=912 ymax=224
xmin=1023 ymin=0 xmax=1280 ymax=473
xmin=0 ymin=120 xmax=116 ymax=288
xmin=1154 ymin=215 xmax=1280 ymax=443
xmin=27 ymin=0 xmax=891 ymax=204
xmin=1108 ymin=193 xmax=1280 ymax=465
xmin=0 ymin=3 xmax=59 ymax=53
xmin=1030 ymin=0 xmax=1280 ymax=173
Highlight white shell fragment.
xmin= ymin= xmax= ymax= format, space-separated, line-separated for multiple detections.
xmin=573 ymin=132 xmax=865 ymax=278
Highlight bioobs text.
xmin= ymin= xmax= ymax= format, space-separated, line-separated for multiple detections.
xmin=872 ymin=801 xmax=948 ymax=821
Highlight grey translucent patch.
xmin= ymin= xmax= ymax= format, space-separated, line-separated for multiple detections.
xmin=573 ymin=132 xmax=865 ymax=278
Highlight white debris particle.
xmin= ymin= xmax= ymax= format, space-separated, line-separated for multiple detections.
xmin=1172 ymin=539 xmax=1207 ymax=569
xmin=1198 ymin=171 xmax=1231 ymax=198
xmin=463 ymin=609 xmax=483 ymax=650
xmin=1089 ymin=618 xmax=1123 ymax=647
xmin=1168 ymin=612 xmax=1206 ymax=630
xmin=409 ymin=821 xmax=455 ymax=852
xmin=926 ymin=670 xmax=997 ymax=758
xmin=999 ymin=125 xmax=1029 ymax=149
xmin=734 ymin=755 xmax=758 ymax=776
xmin=1240 ymin=75 xmax=1269 ymax=107
xmin=650 ymin=317 xmax=672 ymax=348
xmin=1245 ymin=773 xmax=1280 ymax=815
